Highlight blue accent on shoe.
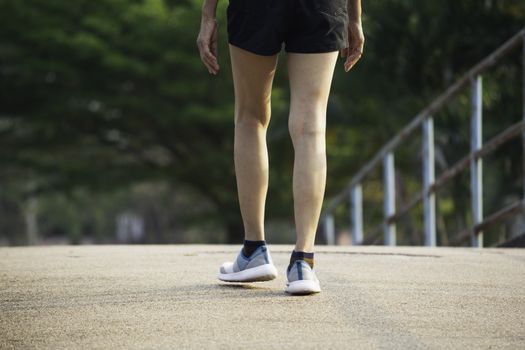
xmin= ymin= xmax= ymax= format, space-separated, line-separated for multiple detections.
xmin=235 ymin=251 xmax=250 ymax=270
xmin=262 ymin=246 xmax=269 ymax=264
xmin=239 ymin=251 xmax=250 ymax=260
xmin=296 ymin=261 xmax=303 ymax=280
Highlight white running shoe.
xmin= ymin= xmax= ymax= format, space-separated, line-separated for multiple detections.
xmin=285 ymin=260 xmax=321 ymax=295
xmin=218 ymin=245 xmax=278 ymax=282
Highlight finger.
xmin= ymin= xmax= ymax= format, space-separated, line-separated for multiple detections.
xmin=204 ymin=51 xmax=219 ymax=70
xmin=201 ymin=56 xmax=213 ymax=74
xmin=204 ymin=55 xmax=218 ymax=73
xmin=348 ymin=47 xmax=362 ymax=59
xmin=344 ymin=58 xmax=357 ymax=72
xmin=344 ymin=52 xmax=362 ymax=72
xmin=211 ymin=44 xmax=219 ymax=70
xmin=340 ymin=47 xmax=348 ymax=58
xmin=347 ymin=51 xmax=361 ymax=64
xmin=200 ymin=44 xmax=219 ymax=73
xmin=202 ymin=55 xmax=217 ymax=74
xmin=199 ymin=50 xmax=216 ymax=74
xmin=204 ymin=54 xmax=219 ymax=75
xmin=344 ymin=52 xmax=359 ymax=70
xmin=211 ymin=41 xmax=218 ymax=59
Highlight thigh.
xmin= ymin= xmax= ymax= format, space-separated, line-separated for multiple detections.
xmin=229 ymin=44 xmax=278 ymax=124
xmin=287 ymin=51 xmax=339 ymax=124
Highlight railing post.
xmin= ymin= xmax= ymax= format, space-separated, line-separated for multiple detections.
xmin=522 ymin=34 xmax=525 ymax=203
xmin=423 ymin=116 xmax=437 ymax=246
xmin=351 ymin=184 xmax=363 ymax=245
xmin=324 ymin=214 xmax=335 ymax=245
xmin=470 ymin=75 xmax=483 ymax=248
xmin=383 ymin=152 xmax=396 ymax=246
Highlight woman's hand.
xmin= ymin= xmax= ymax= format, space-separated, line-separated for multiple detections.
xmin=196 ymin=17 xmax=220 ymax=75
xmin=340 ymin=21 xmax=364 ymax=72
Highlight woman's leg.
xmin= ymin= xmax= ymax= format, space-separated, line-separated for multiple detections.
xmin=287 ymin=51 xmax=339 ymax=252
xmin=229 ymin=44 xmax=278 ymax=241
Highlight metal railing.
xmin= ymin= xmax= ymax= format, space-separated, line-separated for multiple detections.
xmin=322 ymin=28 xmax=525 ymax=247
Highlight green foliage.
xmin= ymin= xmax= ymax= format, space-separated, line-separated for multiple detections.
xmin=0 ymin=0 xmax=523 ymax=245
xmin=326 ymin=0 xmax=524 ymax=245
xmin=0 ymin=0 xmax=245 ymax=241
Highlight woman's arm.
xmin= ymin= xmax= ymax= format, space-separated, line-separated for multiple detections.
xmin=342 ymin=0 xmax=364 ymax=72
xmin=347 ymin=0 xmax=361 ymax=23
xmin=197 ymin=0 xmax=220 ymax=75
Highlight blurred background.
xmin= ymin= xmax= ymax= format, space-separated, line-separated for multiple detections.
xmin=0 ymin=0 xmax=523 ymax=246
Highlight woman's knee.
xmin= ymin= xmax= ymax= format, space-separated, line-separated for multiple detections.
xmin=234 ymin=100 xmax=271 ymax=129
xmin=288 ymin=111 xmax=326 ymax=143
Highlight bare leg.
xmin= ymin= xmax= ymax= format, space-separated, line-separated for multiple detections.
xmin=287 ymin=52 xmax=339 ymax=252
xmin=229 ymin=45 xmax=278 ymax=241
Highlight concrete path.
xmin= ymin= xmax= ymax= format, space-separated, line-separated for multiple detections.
xmin=0 ymin=245 xmax=524 ymax=349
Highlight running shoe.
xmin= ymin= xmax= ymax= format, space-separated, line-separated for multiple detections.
xmin=218 ymin=245 xmax=278 ymax=282
xmin=285 ymin=260 xmax=321 ymax=295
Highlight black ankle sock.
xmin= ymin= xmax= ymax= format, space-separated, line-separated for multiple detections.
xmin=288 ymin=250 xmax=314 ymax=271
xmin=243 ymin=240 xmax=266 ymax=257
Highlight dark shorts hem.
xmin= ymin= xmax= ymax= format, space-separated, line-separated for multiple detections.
xmin=228 ymin=39 xmax=281 ymax=56
xmin=228 ymin=39 xmax=346 ymax=56
xmin=285 ymin=41 xmax=346 ymax=54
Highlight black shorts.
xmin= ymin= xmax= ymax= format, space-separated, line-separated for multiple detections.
xmin=226 ymin=0 xmax=349 ymax=56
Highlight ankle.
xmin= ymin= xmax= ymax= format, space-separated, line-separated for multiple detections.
xmin=294 ymin=242 xmax=314 ymax=253
xmin=242 ymin=239 xmax=266 ymax=257
xmin=288 ymin=250 xmax=314 ymax=270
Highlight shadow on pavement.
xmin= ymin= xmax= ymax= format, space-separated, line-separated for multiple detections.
xmin=215 ymin=283 xmax=319 ymax=298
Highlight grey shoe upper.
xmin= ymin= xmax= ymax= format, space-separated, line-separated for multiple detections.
xmin=287 ymin=260 xmax=317 ymax=283
xmin=220 ymin=245 xmax=271 ymax=274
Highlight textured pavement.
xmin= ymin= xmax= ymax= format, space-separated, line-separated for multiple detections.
xmin=0 ymin=245 xmax=524 ymax=349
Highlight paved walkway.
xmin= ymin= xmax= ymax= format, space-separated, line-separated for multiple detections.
xmin=0 ymin=245 xmax=524 ymax=349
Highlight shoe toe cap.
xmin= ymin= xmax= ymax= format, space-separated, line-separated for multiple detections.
xmin=220 ymin=262 xmax=234 ymax=274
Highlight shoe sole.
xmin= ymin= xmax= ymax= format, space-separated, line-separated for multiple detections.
xmin=285 ymin=280 xmax=321 ymax=295
xmin=218 ymin=263 xmax=278 ymax=282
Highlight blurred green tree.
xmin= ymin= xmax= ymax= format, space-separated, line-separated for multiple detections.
xmin=0 ymin=0 xmax=523 ymax=245
xmin=0 ymin=0 xmax=248 ymax=242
